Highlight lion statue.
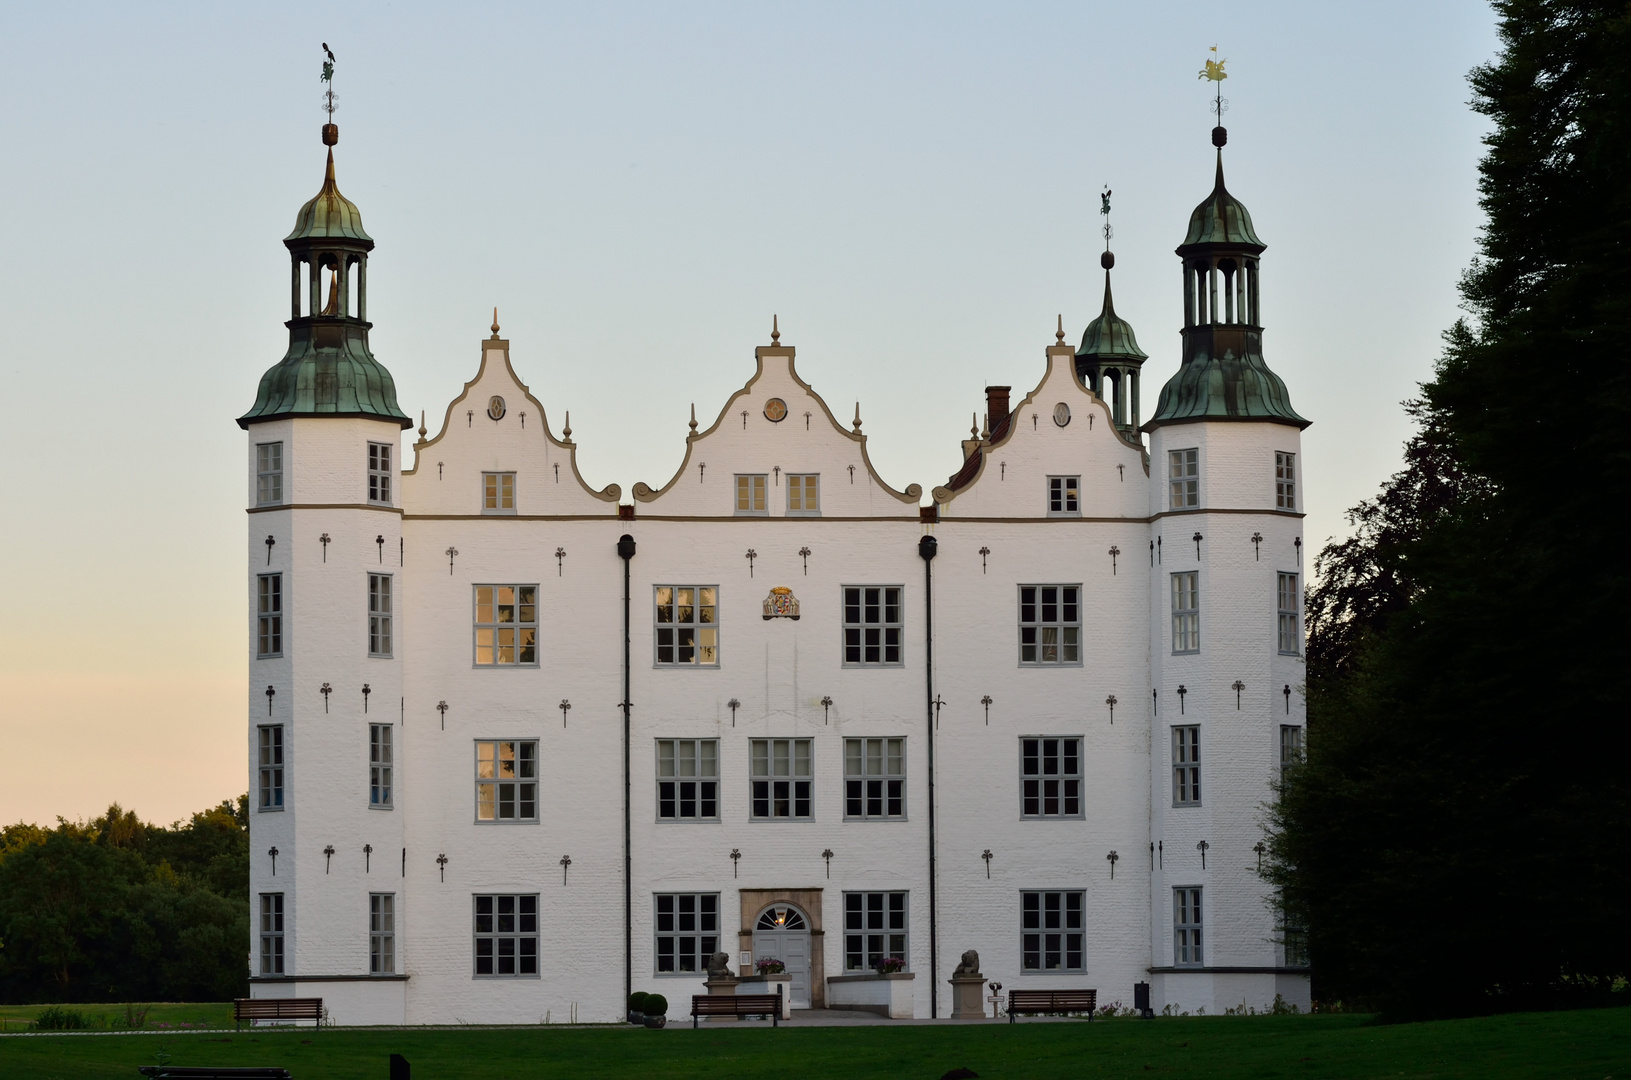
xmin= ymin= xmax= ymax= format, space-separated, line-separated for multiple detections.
xmin=952 ymin=949 xmax=981 ymax=977
xmin=706 ymin=951 xmax=734 ymax=978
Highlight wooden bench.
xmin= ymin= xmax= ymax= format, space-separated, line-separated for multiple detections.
xmin=138 ymin=1069 xmax=293 ymax=1079
xmin=232 ymin=997 xmax=324 ymax=1031
xmin=690 ymin=989 xmax=785 ymax=1028
xmin=1007 ymin=988 xmax=1097 ymax=1022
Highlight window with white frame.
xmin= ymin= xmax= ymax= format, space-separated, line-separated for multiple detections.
xmin=844 ymin=738 xmax=905 ymax=819
xmin=1282 ymin=915 xmax=1309 ymax=968
xmin=735 ymin=474 xmax=767 ymax=515
xmin=474 ymin=894 xmax=538 ymax=976
xmin=1021 ymin=737 xmax=1082 ymax=818
xmin=657 ymin=739 xmax=718 ymax=821
xmin=368 ymin=442 xmax=392 ymax=504
xmin=1280 ymin=725 xmax=1305 ymax=780
xmin=256 ymin=442 xmax=283 ymax=505
xmin=1171 ymin=572 xmax=1199 ymax=654
xmin=1275 ymin=452 xmax=1296 ymax=510
xmin=368 ymin=574 xmax=392 ymax=657
xmin=258 ymin=725 xmax=283 ymax=811
xmin=257 ymin=574 xmax=283 ymax=658
xmin=655 ymin=893 xmax=719 ymax=974
xmin=843 ymin=586 xmax=902 ymax=666
xmin=259 ymin=893 xmax=284 ymax=975
xmin=474 ymin=585 xmax=538 ymax=666
xmin=655 ymin=586 xmax=718 ymax=666
xmin=1169 ymin=448 xmax=1199 ymax=508
xmin=475 ymin=740 xmax=538 ymax=822
xmin=1021 ymin=891 xmax=1085 ymax=972
xmin=751 ymin=738 xmax=812 ymax=820
xmin=1277 ymin=573 xmax=1300 ymax=654
xmin=844 ymin=891 xmax=907 ymax=972
xmin=370 ymin=893 xmax=395 ymax=974
xmin=1174 ymin=887 xmax=1203 ymax=966
xmin=1019 ymin=585 xmax=1081 ymax=664
xmin=787 ymin=473 xmax=820 ymax=515
xmin=369 ymin=724 xmax=393 ymax=808
xmin=482 ymin=471 xmax=515 ymax=514
xmin=1172 ymin=726 xmax=1201 ymax=805
xmin=1048 ymin=475 xmax=1080 ymax=515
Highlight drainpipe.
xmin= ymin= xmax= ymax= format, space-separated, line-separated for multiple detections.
xmin=617 ymin=533 xmax=637 ymax=1013
xmin=918 ymin=533 xmax=939 ymax=1018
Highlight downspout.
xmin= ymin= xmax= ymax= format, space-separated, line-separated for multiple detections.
xmin=617 ymin=533 xmax=637 ymax=1014
xmin=918 ymin=533 xmax=939 ymax=1018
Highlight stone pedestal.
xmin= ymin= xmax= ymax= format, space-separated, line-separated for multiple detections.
xmin=949 ymin=974 xmax=987 ymax=1020
xmin=703 ymin=975 xmax=740 ymax=1021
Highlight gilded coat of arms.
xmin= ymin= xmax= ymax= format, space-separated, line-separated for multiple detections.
xmin=762 ymin=586 xmax=800 ymax=620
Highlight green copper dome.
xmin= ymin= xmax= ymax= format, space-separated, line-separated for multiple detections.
xmin=285 ymin=149 xmax=373 ymax=245
xmin=1076 ymin=274 xmax=1147 ymax=362
xmin=1145 ymin=348 xmax=1307 ymax=429
xmin=1181 ymin=153 xmax=1263 ymax=249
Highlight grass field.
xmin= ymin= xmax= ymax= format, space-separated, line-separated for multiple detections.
xmin=0 ymin=1006 xmax=1625 ymax=1079
xmin=0 ymin=1001 xmax=234 ymax=1034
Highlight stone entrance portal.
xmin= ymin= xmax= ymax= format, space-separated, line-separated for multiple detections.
xmin=738 ymin=888 xmax=825 ymax=1009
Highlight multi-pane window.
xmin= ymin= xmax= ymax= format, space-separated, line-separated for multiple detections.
xmin=259 ymin=893 xmax=284 ymax=975
xmin=256 ymin=442 xmax=283 ymax=505
xmin=787 ymin=474 xmax=820 ymax=515
xmin=844 ymin=892 xmax=907 ymax=972
xmin=735 ymin=474 xmax=767 ymax=515
xmin=1172 ymin=726 xmax=1201 ymax=805
xmin=1021 ymin=737 xmax=1082 ymax=818
xmin=1280 ymin=725 xmax=1305 ymax=780
xmin=1048 ymin=476 xmax=1080 ymax=515
xmin=843 ymin=586 xmax=902 ymax=666
xmin=657 ymin=739 xmax=719 ymax=821
xmin=475 ymin=741 xmax=538 ymax=822
xmin=655 ymin=893 xmax=719 ymax=974
xmin=1168 ymin=448 xmax=1199 ymax=508
xmin=1275 ymin=452 xmax=1296 ymax=510
xmin=474 ymin=895 xmax=538 ymax=977
xmin=1174 ymin=888 xmax=1203 ymax=966
xmin=257 ymin=574 xmax=283 ymax=658
xmin=257 ymin=726 xmax=284 ymax=811
xmin=751 ymin=738 xmax=812 ymax=820
xmin=1282 ymin=917 xmax=1310 ymax=968
xmin=1021 ymin=891 xmax=1085 ymax=972
xmin=655 ymin=587 xmax=718 ymax=666
xmin=368 ymin=442 xmax=392 ymax=504
xmin=1277 ymin=573 xmax=1300 ymax=654
xmin=844 ymin=738 xmax=905 ymax=819
xmin=482 ymin=471 xmax=515 ymax=513
xmin=1019 ymin=585 xmax=1081 ymax=664
xmin=1171 ymin=572 xmax=1199 ymax=654
xmin=474 ymin=585 xmax=538 ymax=666
xmin=370 ymin=893 xmax=395 ymax=974
xmin=368 ymin=574 xmax=393 ymax=657
xmin=370 ymin=724 xmax=393 ymax=808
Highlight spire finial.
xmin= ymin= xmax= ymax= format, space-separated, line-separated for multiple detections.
xmin=771 ymin=314 xmax=780 ymax=344
xmin=971 ymin=412 xmax=980 ymax=440
xmin=491 ymin=308 xmax=500 ymax=339
xmin=1199 ymin=45 xmax=1229 ymax=145
xmin=418 ymin=410 xmax=427 ymax=439
xmin=689 ymin=403 xmax=698 ymax=434
xmin=1099 ymin=185 xmax=1116 ymax=269
xmin=320 ymin=43 xmax=339 ymax=145
xmin=1056 ymin=314 xmax=1066 ymax=345
xmin=562 ymin=410 xmax=572 ymax=441
xmin=852 ymin=402 xmax=862 ymax=433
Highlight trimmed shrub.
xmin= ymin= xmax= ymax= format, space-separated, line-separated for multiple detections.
xmin=644 ymin=993 xmax=668 ymax=1016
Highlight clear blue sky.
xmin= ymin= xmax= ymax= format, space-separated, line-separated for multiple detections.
xmin=0 ymin=1 xmax=1500 ymax=824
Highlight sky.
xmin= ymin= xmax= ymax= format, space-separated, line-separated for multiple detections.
xmin=0 ymin=2 xmax=1500 ymax=827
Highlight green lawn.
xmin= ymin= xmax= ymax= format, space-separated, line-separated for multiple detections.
xmin=0 ymin=1007 xmax=1625 ymax=1080
xmin=0 ymin=1001 xmax=233 ymax=1034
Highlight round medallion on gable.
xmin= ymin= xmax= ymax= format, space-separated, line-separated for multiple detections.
xmin=764 ymin=398 xmax=788 ymax=423
xmin=1053 ymin=402 xmax=1071 ymax=427
xmin=488 ymin=396 xmax=506 ymax=421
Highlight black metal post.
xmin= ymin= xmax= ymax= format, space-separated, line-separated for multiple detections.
xmin=919 ymin=534 xmax=939 ymax=1018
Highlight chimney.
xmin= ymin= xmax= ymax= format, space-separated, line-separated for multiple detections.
xmin=985 ymin=386 xmax=1012 ymax=440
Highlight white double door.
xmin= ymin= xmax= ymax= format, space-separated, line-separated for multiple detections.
xmin=752 ymin=930 xmax=811 ymax=1008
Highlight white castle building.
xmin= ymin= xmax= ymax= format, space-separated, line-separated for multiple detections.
xmin=241 ymin=118 xmax=1311 ymax=1024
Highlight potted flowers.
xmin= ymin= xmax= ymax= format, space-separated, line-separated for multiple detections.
xmin=754 ymin=957 xmax=786 ymax=975
xmin=872 ymin=956 xmax=907 ymax=974
xmin=642 ymin=993 xmax=668 ymax=1028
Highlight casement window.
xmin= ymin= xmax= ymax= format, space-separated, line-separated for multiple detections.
xmin=482 ymin=471 xmax=515 ymax=514
xmin=1048 ymin=475 xmax=1080 ymax=515
xmin=369 ymin=724 xmax=393 ymax=808
xmin=475 ymin=740 xmax=538 ymax=822
xmin=844 ymin=892 xmax=907 ymax=972
xmin=1021 ymin=737 xmax=1082 ymax=818
xmin=787 ymin=473 xmax=820 ymax=515
xmin=1280 ymin=725 xmax=1305 ymax=780
xmin=735 ymin=474 xmax=767 ymax=515
xmin=1171 ymin=572 xmax=1199 ymax=654
xmin=257 ymin=574 xmax=283 ymax=658
xmin=370 ymin=893 xmax=395 ymax=974
xmin=474 ymin=585 xmax=538 ymax=666
xmin=844 ymin=738 xmax=905 ymax=820
xmin=1282 ymin=918 xmax=1310 ymax=968
xmin=1019 ymin=585 xmax=1081 ymax=664
xmin=256 ymin=442 xmax=283 ymax=506
xmin=367 ymin=442 xmax=392 ymax=504
xmin=751 ymin=738 xmax=812 ymax=820
xmin=259 ymin=893 xmax=284 ymax=975
xmin=1168 ymin=448 xmax=1199 ymax=508
xmin=257 ymin=726 xmax=284 ymax=811
xmin=843 ymin=586 xmax=902 ymax=666
xmin=1021 ymin=891 xmax=1085 ymax=972
xmin=655 ymin=893 xmax=719 ymax=974
xmin=368 ymin=574 xmax=393 ymax=657
xmin=657 ymin=739 xmax=719 ymax=821
xmin=1172 ymin=726 xmax=1201 ymax=805
xmin=1275 ymin=452 xmax=1297 ymax=510
xmin=1174 ymin=888 xmax=1203 ymax=967
xmin=473 ymin=895 xmax=538 ymax=977
xmin=1277 ymin=573 xmax=1301 ymax=655
xmin=655 ymin=586 xmax=718 ymax=666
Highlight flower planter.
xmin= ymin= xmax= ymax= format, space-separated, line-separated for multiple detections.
xmin=644 ymin=1015 xmax=667 ymax=1028
xmin=826 ymin=972 xmax=916 ymax=1019
xmin=627 ymin=1011 xmax=645 ymax=1025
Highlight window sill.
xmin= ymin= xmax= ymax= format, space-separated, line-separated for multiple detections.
xmin=1020 ymin=969 xmax=1088 ymax=977
xmin=480 ymin=510 xmax=518 ymax=516
xmin=368 ymin=804 xmax=394 ymax=812
xmin=256 ymin=806 xmax=285 ymax=813
xmin=785 ymin=510 xmax=822 ymax=518
xmin=733 ymin=511 xmax=770 ymax=518
xmin=827 ymin=971 xmax=914 ymax=983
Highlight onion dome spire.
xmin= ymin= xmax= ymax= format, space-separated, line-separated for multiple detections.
xmin=1076 ymin=186 xmax=1147 ymax=438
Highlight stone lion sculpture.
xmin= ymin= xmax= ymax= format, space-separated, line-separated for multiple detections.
xmin=952 ymin=949 xmax=981 ymax=977
xmin=706 ymin=951 xmax=733 ymax=978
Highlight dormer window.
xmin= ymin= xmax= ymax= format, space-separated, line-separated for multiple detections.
xmin=787 ymin=474 xmax=820 ymax=516
xmin=483 ymin=472 xmax=516 ymax=514
xmin=1048 ymin=476 xmax=1080 ymax=516
xmin=735 ymin=475 xmax=767 ymax=516
xmin=368 ymin=443 xmax=392 ymax=505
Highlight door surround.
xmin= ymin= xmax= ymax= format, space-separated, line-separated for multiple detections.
xmin=738 ymin=888 xmax=824 ymax=1008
